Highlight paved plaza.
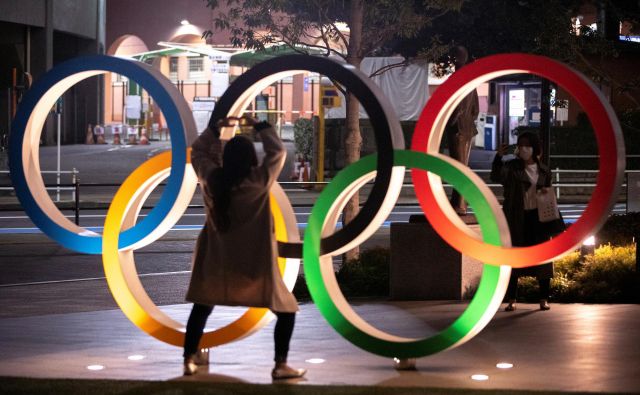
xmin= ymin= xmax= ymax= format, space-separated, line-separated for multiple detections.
xmin=1 ymin=283 xmax=639 ymax=392
xmin=1 ymin=144 xmax=638 ymax=393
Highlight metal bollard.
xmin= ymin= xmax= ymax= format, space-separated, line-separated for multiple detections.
xmin=73 ymin=177 xmax=80 ymax=225
xmin=74 ymin=176 xmax=80 ymax=225
xmin=71 ymin=168 xmax=77 ymax=202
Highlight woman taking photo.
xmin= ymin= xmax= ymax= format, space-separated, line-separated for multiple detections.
xmin=491 ymin=131 xmax=563 ymax=312
xmin=183 ymin=116 xmax=305 ymax=380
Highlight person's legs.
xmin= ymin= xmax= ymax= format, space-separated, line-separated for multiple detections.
xmin=271 ymin=311 xmax=306 ymax=379
xmin=446 ymin=130 xmax=467 ymax=214
xmin=274 ymin=312 xmax=295 ymax=363
xmin=538 ymin=277 xmax=551 ymax=310
xmin=527 ymin=208 xmax=552 ymax=311
xmin=183 ymin=303 xmax=214 ymax=358
xmin=505 ymin=274 xmax=518 ymax=311
xmin=507 ymin=209 xmax=545 ymax=312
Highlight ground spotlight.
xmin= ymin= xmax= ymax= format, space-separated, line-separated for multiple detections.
xmin=581 ymin=235 xmax=596 ymax=257
xmin=305 ymin=358 xmax=326 ymax=364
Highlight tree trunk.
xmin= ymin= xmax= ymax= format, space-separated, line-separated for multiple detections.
xmin=343 ymin=0 xmax=364 ymax=262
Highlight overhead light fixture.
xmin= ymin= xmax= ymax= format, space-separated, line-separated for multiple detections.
xmin=471 ymin=374 xmax=489 ymax=381
xmin=128 ymin=355 xmax=145 ymax=361
xmin=496 ymin=362 xmax=513 ymax=369
xmin=181 ymin=20 xmax=190 ymax=25
xmin=87 ymin=365 xmax=105 ymax=371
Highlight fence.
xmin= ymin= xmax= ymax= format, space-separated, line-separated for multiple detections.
xmin=0 ymin=169 xmax=79 ymax=202
xmin=1 ymin=168 xmax=636 ymax=228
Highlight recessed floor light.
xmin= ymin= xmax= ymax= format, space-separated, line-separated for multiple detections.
xmin=305 ymin=358 xmax=325 ymax=364
xmin=87 ymin=365 xmax=104 ymax=371
xmin=471 ymin=374 xmax=489 ymax=381
xmin=496 ymin=362 xmax=513 ymax=369
xmin=128 ymin=355 xmax=145 ymax=361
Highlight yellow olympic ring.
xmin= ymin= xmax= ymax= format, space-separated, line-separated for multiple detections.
xmin=102 ymin=149 xmax=301 ymax=347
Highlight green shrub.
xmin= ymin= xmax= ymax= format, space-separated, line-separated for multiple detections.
xmin=336 ymin=247 xmax=390 ymax=297
xmin=292 ymin=247 xmax=391 ymax=300
xmin=554 ymin=250 xmax=582 ymax=278
xmin=573 ymin=244 xmax=638 ymax=302
xmin=517 ymin=244 xmax=639 ymax=303
xmin=293 ymin=118 xmax=313 ymax=160
xmin=595 ymin=212 xmax=640 ymax=247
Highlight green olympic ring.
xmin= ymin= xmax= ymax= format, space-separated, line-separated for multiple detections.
xmin=303 ymin=150 xmax=512 ymax=358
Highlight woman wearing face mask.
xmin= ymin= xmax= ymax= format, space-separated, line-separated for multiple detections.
xmin=491 ymin=131 xmax=557 ymax=311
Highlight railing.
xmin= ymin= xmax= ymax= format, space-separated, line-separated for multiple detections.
xmin=469 ymin=169 xmax=637 ymax=199
xmin=0 ymin=168 xmax=637 ymax=226
xmin=0 ymin=168 xmax=79 ymax=202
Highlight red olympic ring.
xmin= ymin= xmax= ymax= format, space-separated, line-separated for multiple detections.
xmin=411 ymin=53 xmax=625 ymax=267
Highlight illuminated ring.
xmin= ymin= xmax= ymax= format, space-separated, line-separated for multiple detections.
xmin=411 ymin=53 xmax=625 ymax=267
xmin=8 ymin=55 xmax=197 ymax=254
xmin=210 ymin=55 xmax=405 ymax=258
xmin=102 ymin=151 xmax=301 ymax=347
xmin=303 ymin=150 xmax=512 ymax=358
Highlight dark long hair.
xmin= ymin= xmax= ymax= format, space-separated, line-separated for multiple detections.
xmin=207 ymin=135 xmax=258 ymax=232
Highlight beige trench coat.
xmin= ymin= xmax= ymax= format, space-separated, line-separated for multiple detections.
xmin=185 ymin=125 xmax=299 ymax=313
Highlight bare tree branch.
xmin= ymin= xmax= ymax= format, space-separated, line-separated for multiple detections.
xmin=368 ymin=59 xmax=411 ymax=78
xmin=575 ymin=50 xmax=640 ymax=107
xmin=329 ymin=22 xmax=349 ymax=50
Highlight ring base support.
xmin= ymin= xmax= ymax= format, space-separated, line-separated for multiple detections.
xmin=390 ymin=222 xmax=484 ymax=300
xmin=195 ymin=348 xmax=210 ymax=365
xmin=393 ymin=358 xmax=417 ymax=371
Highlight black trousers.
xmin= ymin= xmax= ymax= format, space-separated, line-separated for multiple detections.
xmin=506 ymin=209 xmax=551 ymax=301
xmin=183 ymin=303 xmax=296 ymax=363
xmin=506 ymin=274 xmax=551 ymax=300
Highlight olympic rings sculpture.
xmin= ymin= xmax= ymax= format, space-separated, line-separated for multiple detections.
xmin=9 ymin=53 xmax=624 ymax=360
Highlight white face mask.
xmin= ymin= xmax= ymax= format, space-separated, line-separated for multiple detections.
xmin=518 ymin=146 xmax=534 ymax=161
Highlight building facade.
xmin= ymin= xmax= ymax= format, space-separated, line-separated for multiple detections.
xmin=0 ymin=0 xmax=106 ymax=147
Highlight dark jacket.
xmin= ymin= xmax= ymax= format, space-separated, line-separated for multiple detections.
xmin=490 ymin=154 xmax=557 ymax=279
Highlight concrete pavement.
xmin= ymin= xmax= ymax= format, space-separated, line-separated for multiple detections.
xmin=2 ymin=142 xmax=638 ymax=392
xmin=0 ymin=233 xmax=639 ymax=392
xmin=1 ymin=299 xmax=639 ymax=392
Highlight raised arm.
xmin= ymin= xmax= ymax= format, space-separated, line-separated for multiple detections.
xmin=490 ymin=144 xmax=509 ymax=184
xmin=190 ymin=127 xmax=222 ymax=181
xmin=254 ymin=121 xmax=285 ymax=188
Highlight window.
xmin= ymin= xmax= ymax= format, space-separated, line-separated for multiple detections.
xmin=188 ymin=57 xmax=205 ymax=81
xmin=169 ymin=57 xmax=178 ymax=81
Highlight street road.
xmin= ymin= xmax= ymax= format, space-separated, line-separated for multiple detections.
xmin=0 ymin=202 xmax=628 ymax=318
xmin=0 ymin=203 xmax=627 ymax=231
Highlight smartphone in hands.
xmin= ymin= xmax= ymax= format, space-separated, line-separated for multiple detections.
xmin=216 ymin=116 xmax=257 ymax=128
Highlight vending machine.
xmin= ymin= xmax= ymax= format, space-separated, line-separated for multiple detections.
xmin=483 ymin=115 xmax=497 ymax=150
